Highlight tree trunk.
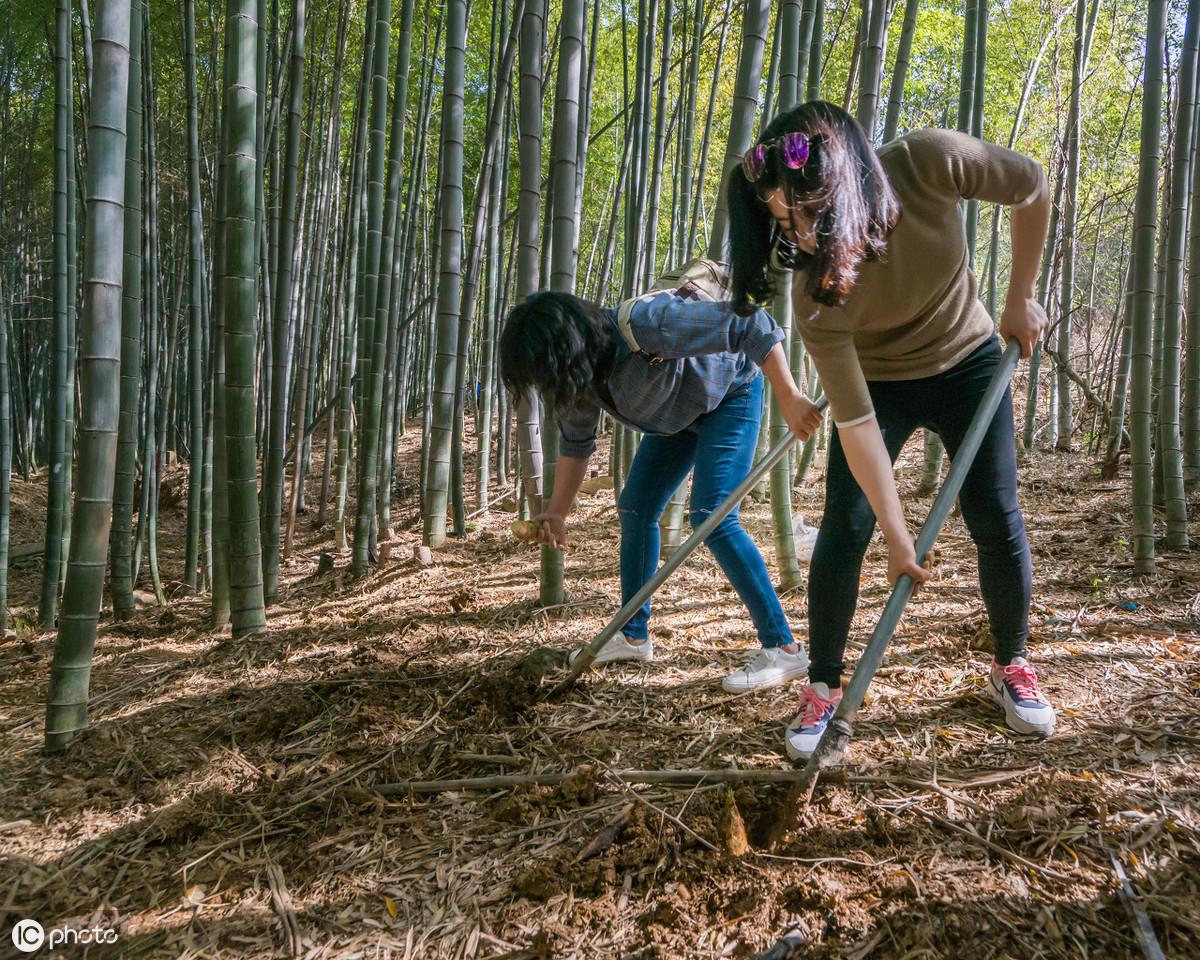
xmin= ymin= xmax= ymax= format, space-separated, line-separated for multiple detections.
xmin=1129 ymin=0 xmax=1165 ymax=577
xmin=260 ymin=0 xmax=306 ymax=597
xmin=882 ymin=0 xmax=919 ymax=143
xmin=108 ymin=2 xmax=142 ymax=619
xmin=0 ymin=279 xmax=10 ymax=630
xmin=708 ymin=0 xmax=771 ymax=259
xmin=806 ymin=0 xmax=823 ymax=100
xmin=450 ymin=0 xmax=524 ymax=536
xmin=45 ymin=0 xmax=132 ymax=752
xmin=350 ymin=0 xmax=392 ymax=572
xmin=421 ymin=0 xmax=467 ymax=549
xmin=222 ymin=0 xmax=267 ymax=635
xmin=1023 ymin=159 xmax=1065 ymax=451
xmin=1055 ymin=0 xmax=1088 ymax=451
xmin=514 ymin=0 xmax=547 ymax=518
xmin=1159 ymin=0 xmax=1197 ymax=547
xmin=856 ymin=0 xmax=890 ymax=138
xmin=537 ymin=0 xmax=587 ymax=605
xmin=182 ymin=0 xmax=206 ymax=592
xmin=769 ymin=0 xmax=804 ymax=591
xmin=1185 ymin=33 xmax=1200 ymax=489
xmin=42 ymin=0 xmax=75 ymax=627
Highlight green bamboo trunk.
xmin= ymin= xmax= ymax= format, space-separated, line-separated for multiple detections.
xmin=1023 ymin=166 xmax=1064 ymax=450
xmin=0 ymin=278 xmax=10 ymax=631
xmin=708 ymin=0 xmax=770 ymax=259
xmin=770 ymin=283 xmax=803 ymax=590
xmin=375 ymin=0 xmax=419 ymax=540
xmin=221 ymin=0 xmax=267 ymax=635
xmin=676 ymin=0 xmax=703 ymax=264
xmin=1185 ymin=62 xmax=1200 ymax=489
xmin=510 ymin=1 xmax=546 ymax=517
xmin=42 ymin=0 xmax=74 ymax=627
xmin=475 ymin=111 xmax=506 ymax=511
xmin=140 ymin=24 xmax=164 ymax=604
xmin=538 ymin=0 xmax=587 ymax=605
xmin=642 ymin=0 xmax=671 ymax=282
xmin=351 ymin=0 xmax=392 ymax=573
xmin=61 ymin=48 xmax=79 ymax=594
xmin=1158 ymin=0 xmax=1198 ymax=547
xmin=45 ymin=0 xmax=133 ymax=752
xmin=855 ymin=0 xmax=889 ymax=136
xmin=108 ymin=0 xmax=142 ymax=619
xmin=1055 ymin=0 xmax=1088 ymax=451
xmin=1106 ymin=270 xmax=1135 ymax=464
xmin=334 ymin=0 xmax=375 ymax=550
xmin=261 ymin=0 xmax=306 ymax=597
xmin=967 ymin=0 xmax=987 ymax=256
xmin=1129 ymin=0 xmax=1165 ymax=577
xmin=688 ymin=6 xmax=730 ymax=258
xmin=182 ymin=0 xmax=206 ymax=591
xmin=956 ymin=0 xmax=977 ymax=259
xmin=882 ymin=0 xmax=920 ymax=143
xmin=451 ymin=0 xmax=522 ymax=534
xmin=768 ymin=0 xmax=803 ymax=591
xmin=422 ymin=0 xmax=468 ymax=548
xmin=806 ymin=0 xmax=824 ymax=100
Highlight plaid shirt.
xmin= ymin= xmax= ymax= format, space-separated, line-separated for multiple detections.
xmin=557 ymin=293 xmax=784 ymax=459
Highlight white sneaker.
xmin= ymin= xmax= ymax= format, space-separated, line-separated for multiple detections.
xmin=784 ymin=682 xmax=843 ymax=760
xmin=722 ymin=646 xmax=809 ymax=692
xmin=568 ymin=634 xmax=654 ymax=667
xmin=988 ymin=656 xmax=1056 ymax=736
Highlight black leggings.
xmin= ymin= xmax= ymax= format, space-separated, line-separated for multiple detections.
xmin=808 ymin=337 xmax=1031 ymax=687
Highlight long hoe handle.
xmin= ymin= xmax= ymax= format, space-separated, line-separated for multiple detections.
xmin=545 ymin=395 xmax=829 ymax=700
xmin=766 ymin=339 xmax=1021 ymax=849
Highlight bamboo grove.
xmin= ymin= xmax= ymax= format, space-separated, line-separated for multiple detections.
xmin=0 ymin=0 xmax=1195 ymax=751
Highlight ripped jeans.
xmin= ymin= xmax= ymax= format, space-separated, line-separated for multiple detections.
xmin=616 ymin=373 xmax=795 ymax=648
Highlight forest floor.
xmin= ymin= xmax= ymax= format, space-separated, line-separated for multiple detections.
xmin=1 ymin=423 xmax=1198 ymax=959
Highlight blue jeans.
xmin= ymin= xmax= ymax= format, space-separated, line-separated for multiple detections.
xmin=808 ymin=337 xmax=1032 ymax=687
xmin=616 ymin=374 xmax=794 ymax=648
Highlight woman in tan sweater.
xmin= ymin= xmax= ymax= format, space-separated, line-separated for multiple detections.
xmin=727 ymin=101 xmax=1056 ymax=759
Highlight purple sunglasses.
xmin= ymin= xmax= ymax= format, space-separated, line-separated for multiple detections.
xmin=741 ymin=131 xmax=812 ymax=183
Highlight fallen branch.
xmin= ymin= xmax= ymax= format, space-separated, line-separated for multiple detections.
xmin=373 ymin=766 xmax=1029 ymax=797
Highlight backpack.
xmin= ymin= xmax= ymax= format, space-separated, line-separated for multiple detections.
xmin=616 ymin=258 xmax=732 ymax=359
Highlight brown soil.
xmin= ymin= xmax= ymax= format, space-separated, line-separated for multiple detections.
xmin=0 ymin=423 xmax=1197 ymax=958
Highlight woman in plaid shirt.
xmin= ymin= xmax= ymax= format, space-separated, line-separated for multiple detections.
xmin=500 ymin=289 xmax=822 ymax=692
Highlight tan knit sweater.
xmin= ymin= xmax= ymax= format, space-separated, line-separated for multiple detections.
xmin=792 ymin=128 xmax=1047 ymax=426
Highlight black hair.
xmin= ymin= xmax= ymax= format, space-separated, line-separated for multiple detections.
xmin=727 ymin=100 xmax=900 ymax=310
xmin=499 ymin=291 xmax=616 ymax=411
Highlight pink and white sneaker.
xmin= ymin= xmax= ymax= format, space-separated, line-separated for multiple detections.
xmin=784 ymin=683 xmax=844 ymax=760
xmin=989 ymin=657 xmax=1056 ymax=736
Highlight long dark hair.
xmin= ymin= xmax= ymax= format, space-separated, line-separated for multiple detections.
xmin=728 ymin=100 xmax=900 ymax=310
xmin=499 ymin=291 xmax=616 ymax=411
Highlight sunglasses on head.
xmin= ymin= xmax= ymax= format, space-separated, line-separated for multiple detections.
xmin=741 ymin=131 xmax=812 ymax=183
